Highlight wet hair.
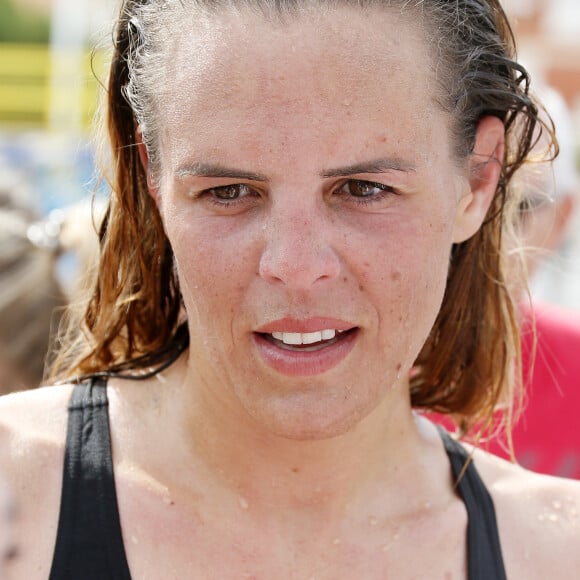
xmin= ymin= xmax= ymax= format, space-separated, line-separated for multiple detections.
xmin=48 ymin=0 xmax=552 ymax=435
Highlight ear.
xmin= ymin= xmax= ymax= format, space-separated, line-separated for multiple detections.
xmin=136 ymin=126 xmax=160 ymax=202
xmin=453 ymin=116 xmax=505 ymax=243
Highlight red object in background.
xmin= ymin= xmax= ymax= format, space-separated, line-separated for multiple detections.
xmin=488 ymin=302 xmax=580 ymax=479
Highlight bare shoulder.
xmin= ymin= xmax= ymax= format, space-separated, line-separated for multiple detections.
xmin=0 ymin=383 xmax=73 ymax=505
xmin=0 ymin=384 xmax=73 ymax=457
xmin=0 ymin=384 xmax=74 ymax=579
xmin=472 ymin=447 xmax=580 ymax=579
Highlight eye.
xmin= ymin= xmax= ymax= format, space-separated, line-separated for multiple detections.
xmin=193 ymin=183 xmax=261 ymax=212
xmin=347 ymin=180 xmax=385 ymax=197
xmin=334 ymin=179 xmax=396 ymax=204
xmin=207 ymin=183 xmax=254 ymax=201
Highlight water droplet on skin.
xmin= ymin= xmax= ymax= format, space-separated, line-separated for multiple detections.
xmin=381 ymin=543 xmax=390 ymax=553
xmin=393 ymin=533 xmax=400 ymax=541
xmin=239 ymin=496 xmax=249 ymax=510
xmin=395 ymin=363 xmax=402 ymax=380
xmin=538 ymin=514 xmax=545 ymax=522
xmin=369 ymin=516 xmax=378 ymax=526
xmin=131 ymin=535 xmax=139 ymax=545
xmin=548 ymin=514 xmax=558 ymax=522
xmin=553 ymin=500 xmax=562 ymax=510
xmin=332 ymin=538 xmax=341 ymax=545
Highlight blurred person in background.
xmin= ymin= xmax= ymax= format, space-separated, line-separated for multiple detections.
xmin=0 ymin=169 xmax=102 ymax=394
xmin=488 ymin=86 xmax=580 ymax=478
xmin=526 ymin=88 xmax=580 ymax=310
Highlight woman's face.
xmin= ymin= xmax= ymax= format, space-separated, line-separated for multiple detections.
xmin=150 ymin=6 xmax=476 ymax=438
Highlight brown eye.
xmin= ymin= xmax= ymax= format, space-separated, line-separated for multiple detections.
xmin=336 ymin=180 xmax=394 ymax=199
xmin=347 ymin=180 xmax=384 ymax=197
xmin=212 ymin=184 xmax=253 ymax=200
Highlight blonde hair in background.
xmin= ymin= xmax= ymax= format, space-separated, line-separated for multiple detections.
xmin=0 ymin=181 xmax=102 ymax=394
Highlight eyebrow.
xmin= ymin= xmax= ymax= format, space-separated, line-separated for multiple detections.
xmin=175 ymin=162 xmax=268 ymax=182
xmin=321 ymin=158 xmax=416 ymax=178
xmin=175 ymin=157 xmax=415 ymax=181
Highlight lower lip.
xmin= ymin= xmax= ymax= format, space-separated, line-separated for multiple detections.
xmin=253 ymin=330 xmax=358 ymax=377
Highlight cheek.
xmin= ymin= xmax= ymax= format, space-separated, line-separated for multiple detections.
xmin=399 ymin=217 xmax=454 ymax=301
xmin=357 ymin=206 xmax=454 ymax=285
xmin=357 ymin=211 xmax=454 ymax=351
xmin=163 ymin=205 xmax=258 ymax=321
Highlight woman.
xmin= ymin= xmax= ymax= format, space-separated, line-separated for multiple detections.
xmin=1 ymin=0 xmax=579 ymax=578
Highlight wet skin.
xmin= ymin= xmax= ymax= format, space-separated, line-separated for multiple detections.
xmin=144 ymin=6 xmax=493 ymax=441
xmin=3 ymin=6 xmax=580 ymax=580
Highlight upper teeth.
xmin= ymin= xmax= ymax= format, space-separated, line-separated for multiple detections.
xmin=271 ymin=329 xmax=337 ymax=345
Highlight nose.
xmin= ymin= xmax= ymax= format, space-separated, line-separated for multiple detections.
xmin=258 ymin=206 xmax=341 ymax=289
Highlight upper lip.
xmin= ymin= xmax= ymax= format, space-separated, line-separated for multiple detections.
xmin=255 ymin=317 xmax=357 ymax=334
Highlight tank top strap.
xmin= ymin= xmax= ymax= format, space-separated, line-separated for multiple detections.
xmin=438 ymin=427 xmax=508 ymax=580
xmin=49 ymin=382 xmax=505 ymax=579
xmin=49 ymin=377 xmax=132 ymax=580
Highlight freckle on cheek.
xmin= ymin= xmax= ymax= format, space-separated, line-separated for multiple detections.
xmin=391 ymin=271 xmax=401 ymax=282
xmin=358 ymin=284 xmax=364 ymax=292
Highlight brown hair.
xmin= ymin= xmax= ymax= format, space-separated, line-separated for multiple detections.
xmin=48 ymin=0 xmax=552 ymax=435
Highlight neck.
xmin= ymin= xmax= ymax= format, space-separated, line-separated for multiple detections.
xmin=160 ymin=359 xmax=443 ymax=519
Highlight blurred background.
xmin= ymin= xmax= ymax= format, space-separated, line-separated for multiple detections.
xmin=0 ymin=0 xmax=114 ymax=213
xmin=0 ymin=0 xmax=579 ymax=308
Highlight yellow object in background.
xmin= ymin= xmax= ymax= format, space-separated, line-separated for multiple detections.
xmin=0 ymin=43 xmax=108 ymax=130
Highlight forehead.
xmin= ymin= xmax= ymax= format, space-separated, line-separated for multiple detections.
xmin=155 ymin=5 xmax=450 ymax=171
xmin=163 ymin=5 xmax=432 ymax=106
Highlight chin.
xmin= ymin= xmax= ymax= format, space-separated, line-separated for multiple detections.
xmin=249 ymin=393 xmax=377 ymax=441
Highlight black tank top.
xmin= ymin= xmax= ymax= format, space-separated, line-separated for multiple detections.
xmin=49 ymin=379 xmax=507 ymax=579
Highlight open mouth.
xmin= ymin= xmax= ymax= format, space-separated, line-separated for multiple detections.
xmin=257 ymin=328 xmax=358 ymax=352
